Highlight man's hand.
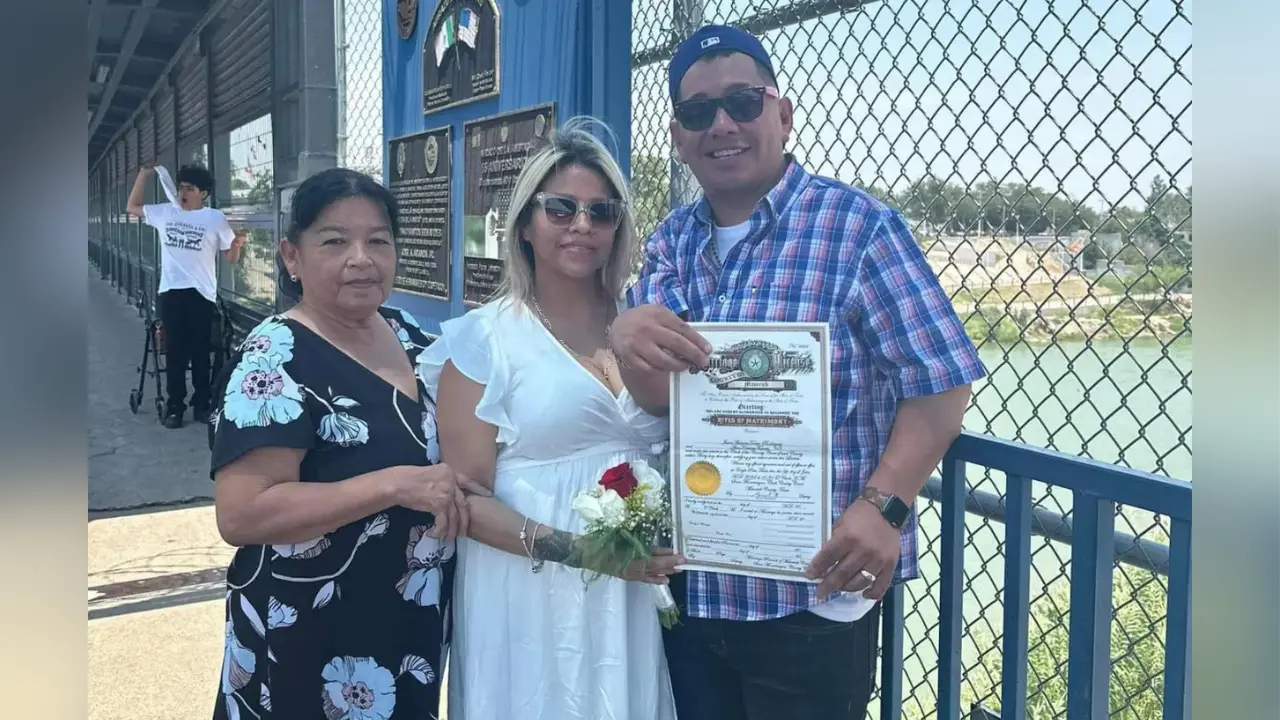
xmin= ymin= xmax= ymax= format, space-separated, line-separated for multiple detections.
xmin=610 ymin=305 xmax=711 ymax=373
xmin=231 ymin=231 xmax=248 ymax=249
xmin=806 ymin=497 xmax=901 ymax=601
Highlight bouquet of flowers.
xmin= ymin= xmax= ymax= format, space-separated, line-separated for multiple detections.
xmin=571 ymin=458 xmax=681 ymax=629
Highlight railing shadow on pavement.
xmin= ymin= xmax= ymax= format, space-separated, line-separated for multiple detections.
xmin=876 ymin=431 xmax=1192 ymax=720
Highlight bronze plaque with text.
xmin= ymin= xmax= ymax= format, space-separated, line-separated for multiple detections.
xmin=422 ymin=0 xmax=500 ymax=115
xmin=461 ymin=103 xmax=556 ymax=305
xmin=388 ymin=126 xmax=452 ymax=300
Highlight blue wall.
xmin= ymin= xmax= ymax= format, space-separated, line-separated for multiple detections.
xmin=381 ymin=0 xmax=634 ymax=334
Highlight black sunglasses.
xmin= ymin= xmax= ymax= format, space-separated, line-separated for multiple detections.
xmin=531 ymin=192 xmax=625 ymax=229
xmin=672 ymin=85 xmax=780 ymax=131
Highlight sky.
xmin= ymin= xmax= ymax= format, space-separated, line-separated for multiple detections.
xmin=333 ymin=0 xmax=1191 ymax=213
xmin=632 ymin=0 xmax=1192 ymax=212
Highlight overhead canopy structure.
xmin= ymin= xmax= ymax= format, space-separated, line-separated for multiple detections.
xmin=87 ymin=0 xmax=211 ymax=169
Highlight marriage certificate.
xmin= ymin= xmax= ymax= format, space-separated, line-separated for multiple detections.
xmin=668 ymin=322 xmax=832 ymax=582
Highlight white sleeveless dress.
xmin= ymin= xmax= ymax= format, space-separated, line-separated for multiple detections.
xmin=416 ymin=297 xmax=677 ymax=720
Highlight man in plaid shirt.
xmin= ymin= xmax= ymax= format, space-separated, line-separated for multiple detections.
xmin=612 ymin=24 xmax=987 ymax=719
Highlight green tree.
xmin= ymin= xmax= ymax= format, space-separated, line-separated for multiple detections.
xmin=895 ymin=177 xmax=1102 ymax=236
xmin=630 ymin=154 xmax=672 ymax=244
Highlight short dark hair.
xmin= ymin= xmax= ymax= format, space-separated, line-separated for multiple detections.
xmin=176 ymin=164 xmax=214 ymax=193
xmin=275 ymin=167 xmax=400 ymax=300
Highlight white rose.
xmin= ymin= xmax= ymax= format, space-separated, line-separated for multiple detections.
xmin=630 ymin=459 xmax=665 ymax=489
xmin=630 ymin=460 xmax=667 ymax=510
xmin=598 ymin=489 xmax=628 ymax=528
xmin=573 ymin=492 xmax=605 ymax=523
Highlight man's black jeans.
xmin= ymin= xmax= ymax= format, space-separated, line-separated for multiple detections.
xmin=662 ymin=573 xmax=881 ymax=720
xmin=159 ymin=288 xmax=215 ymax=418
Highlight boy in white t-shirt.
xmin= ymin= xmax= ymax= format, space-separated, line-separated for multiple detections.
xmin=126 ymin=163 xmax=246 ymax=429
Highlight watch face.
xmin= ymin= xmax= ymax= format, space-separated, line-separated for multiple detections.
xmin=882 ymin=497 xmax=910 ymax=528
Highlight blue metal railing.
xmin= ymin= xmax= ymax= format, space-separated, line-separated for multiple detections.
xmin=877 ymin=431 xmax=1193 ymax=720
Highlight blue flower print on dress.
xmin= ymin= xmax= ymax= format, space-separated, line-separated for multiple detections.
xmin=222 ymin=619 xmax=257 ymax=719
xmin=267 ymin=597 xmax=298 ymax=629
xmin=387 ymin=317 xmax=412 ymax=347
xmin=385 ymin=307 xmax=424 ymax=352
xmin=240 ymin=316 xmax=295 ymax=363
xmin=395 ymin=524 xmax=455 ymax=607
xmin=321 ymin=656 xmax=397 ymax=720
xmin=224 ymin=353 xmax=306 ymax=429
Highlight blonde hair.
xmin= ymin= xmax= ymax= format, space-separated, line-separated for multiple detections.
xmin=495 ymin=116 xmax=638 ymax=308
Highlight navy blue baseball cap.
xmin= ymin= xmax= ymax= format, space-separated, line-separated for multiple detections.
xmin=667 ymin=24 xmax=776 ymax=102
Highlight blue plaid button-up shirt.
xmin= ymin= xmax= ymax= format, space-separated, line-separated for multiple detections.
xmin=626 ymin=157 xmax=987 ymax=621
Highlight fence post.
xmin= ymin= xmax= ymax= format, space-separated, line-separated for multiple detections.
xmin=1067 ymin=494 xmax=1115 ymax=719
xmin=668 ymin=0 xmax=704 ymax=209
xmin=270 ymin=0 xmax=338 ymax=312
xmin=938 ymin=453 xmax=966 ymax=720
xmin=1001 ymin=475 xmax=1032 ymax=719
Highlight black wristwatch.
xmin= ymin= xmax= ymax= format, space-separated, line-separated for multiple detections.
xmin=859 ymin=486 xmax=911 ymax=530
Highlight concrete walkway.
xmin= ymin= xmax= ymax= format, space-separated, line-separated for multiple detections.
xmin=88 ymin=269 xmax=216 ymax=513
xmin=88 ymin=270 xmax=232 ymax=720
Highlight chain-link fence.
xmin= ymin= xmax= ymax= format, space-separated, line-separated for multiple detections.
xmin=336 ymin=0 xmax=386 ymax=183
xmin=630 ymin=1 xmax=1191 ymax=718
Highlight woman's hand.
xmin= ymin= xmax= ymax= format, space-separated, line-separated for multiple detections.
xmin=390 ymin=464 xmax=492 ymax=544
xmin=618 ymin=546 xmax=686 ymax=585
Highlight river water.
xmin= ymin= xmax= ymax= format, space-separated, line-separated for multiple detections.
xmin=967 ymin=338 xmax=1192 ymax=482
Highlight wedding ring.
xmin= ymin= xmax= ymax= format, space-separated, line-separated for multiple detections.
xmin=859 ymin=569 xmax=876 ymax=584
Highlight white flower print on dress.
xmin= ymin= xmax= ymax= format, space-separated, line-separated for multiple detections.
xmin=318 ymin=411 xmax=370 ymax=446
xmin=307 ymin=387 xmax=371 ymax=447
xmin=395 ymin=524 xmax=455 ymax=607
xmin=273 ymin=535 xmax=331 ymax=559
xmin=320 ymin=656 xmax=397 ymax=720
xmin=421 ymin=404 xmax=440 ymax=463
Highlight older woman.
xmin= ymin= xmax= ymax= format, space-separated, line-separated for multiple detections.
xmin=418 ymin=118 xmax=681 ymax=720
xmin=208 ymin=167 xmax=487 ymax=720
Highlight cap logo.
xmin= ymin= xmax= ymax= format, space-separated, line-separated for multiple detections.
xmin=700 ymin=36 xmax=721 ymax=49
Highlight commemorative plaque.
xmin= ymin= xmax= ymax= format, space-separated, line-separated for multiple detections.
xmin=388 ymin=126 xmax=453 ymax=300
xmin=461 ymin=103 xmax=556 ymax=305
xmin=422 ymin=0 xmax=500 ymax=114
xmin=396 ymin=0 xmax=418 ymax=39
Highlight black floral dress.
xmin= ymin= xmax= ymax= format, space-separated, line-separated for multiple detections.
xmin=209 ymin=306 xmax=451 ymax=720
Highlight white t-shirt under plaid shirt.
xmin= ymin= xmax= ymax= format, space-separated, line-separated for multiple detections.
xmin=626 ymin=157 xmax=987 ymax=622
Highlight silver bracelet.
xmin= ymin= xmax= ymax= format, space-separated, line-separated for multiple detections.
xmin=519 ymin=517 xmax=534 ymax=558
xmin=529 ymin=522 xmax=546 ymax=574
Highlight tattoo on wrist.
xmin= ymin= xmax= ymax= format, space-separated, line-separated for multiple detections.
xmin=530 ymin=528 xmax=581 ymax=568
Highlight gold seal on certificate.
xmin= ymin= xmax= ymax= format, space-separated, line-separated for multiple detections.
xmin=684 ymin=461 xmax=722 ymax=496
xmin=668 ymin=322 xmax=833 ymax=582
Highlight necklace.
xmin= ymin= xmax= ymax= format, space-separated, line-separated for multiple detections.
xmin=531 ymin=297 xmax=617 ymax=384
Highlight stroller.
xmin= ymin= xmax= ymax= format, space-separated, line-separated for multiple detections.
xmin=128 ymin=295 xmax=235 ymax=422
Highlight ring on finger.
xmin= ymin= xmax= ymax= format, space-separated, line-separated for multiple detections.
xmin=855 ymin=569 xmax=877 ymax=596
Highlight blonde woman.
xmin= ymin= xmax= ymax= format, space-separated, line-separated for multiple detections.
xmin=417 ymin=117 xmax=680 ymax=719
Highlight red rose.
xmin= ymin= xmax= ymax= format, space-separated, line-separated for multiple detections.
xmin=599 ymin=463 xmax=638 ymax=498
